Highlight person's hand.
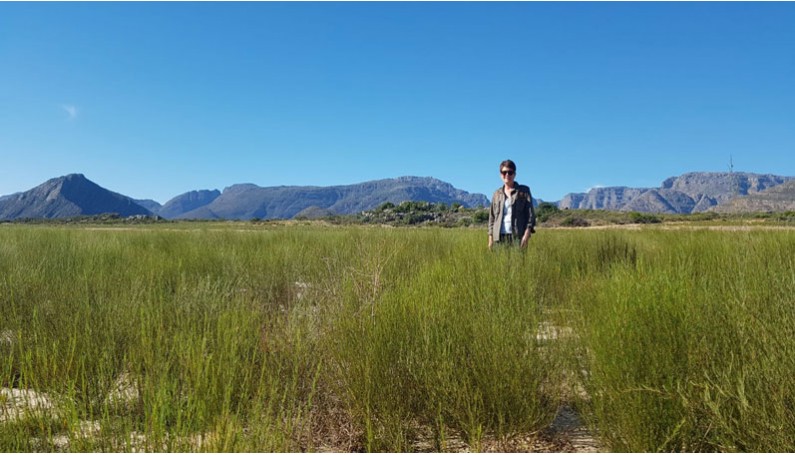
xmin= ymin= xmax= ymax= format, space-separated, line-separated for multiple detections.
xmin=520 ymin=232 xmax=531 ymax=248
xmin=488 ymin=236 xmax=494 ymax=251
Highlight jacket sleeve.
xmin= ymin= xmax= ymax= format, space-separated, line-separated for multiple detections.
xmin=527 ymin=189 xmax=536 ymax=233
xmin=488 ymin=194 xmax=497 ymax=237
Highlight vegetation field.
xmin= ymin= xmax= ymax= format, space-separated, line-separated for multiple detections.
xmin=1 ymin=222 xmax=794 ymax=452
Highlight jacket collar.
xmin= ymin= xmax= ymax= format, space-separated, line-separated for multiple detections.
xmin=497 ymin=181 xmax=522 ymax=194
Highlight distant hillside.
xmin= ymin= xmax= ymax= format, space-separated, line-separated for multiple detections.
xmin=559 ymin=172 xmax=794 ymax=214
xmin=158 ymin=190 xmax=221 ymax=219
xmin=560 ymin=187 xmax=650 ymax=212
xmin=0 ymin=174 xmax=152 ymax=220
xmin=133 ymin=199 xmax=163 ymax=214
xmin=712 ymin=180 xmax=795 ymax=213
xmin=174 ymin=177 xmax=488 ymax=220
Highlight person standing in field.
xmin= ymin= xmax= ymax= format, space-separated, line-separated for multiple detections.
xmin=488 ymin=159 xmax=536 ymax=250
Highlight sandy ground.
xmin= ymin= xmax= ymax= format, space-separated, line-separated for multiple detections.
xmin=533 ymin=404 xmax=601 ymax=453
xmin=406 ymin=403 xmax=600 ymax=453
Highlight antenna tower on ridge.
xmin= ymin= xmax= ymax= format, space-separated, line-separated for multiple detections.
xmin=729 ymin=155 xmax=740 ymax=196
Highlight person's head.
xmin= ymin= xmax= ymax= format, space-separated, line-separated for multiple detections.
xmin=499 ymin=159 xmax=516 ymax=185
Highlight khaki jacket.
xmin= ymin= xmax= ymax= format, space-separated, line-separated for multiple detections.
xmin=488 ymin=182 xmax=536 ymax=240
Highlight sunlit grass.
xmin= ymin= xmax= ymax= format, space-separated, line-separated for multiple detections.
xmin=1 ymin=223 xmax=794 ymax=452
xmin=567 ymin=230 xmax=795 ymax=452
xmin=0 ymin=225 xmax=557 ymax=451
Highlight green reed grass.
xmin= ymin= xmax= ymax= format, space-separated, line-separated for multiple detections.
xmin=567 ymin=229 xmax=795 ymax=452
xmin=322 ymin=234 xmax=559 ymax=450
xmin=0 ymin=226 xmax=322 ymax=451
xmin=0 ymin=225 xmax=557 ymax=452
xmin=3 ymin=224 xmax=795 ymax=452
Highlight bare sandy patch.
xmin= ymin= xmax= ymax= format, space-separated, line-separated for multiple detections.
xmin=0 ymin=387 xmax=58 ymax=423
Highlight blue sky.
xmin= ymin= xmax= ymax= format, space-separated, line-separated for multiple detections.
xmin=1 ymin=2 xmax=794 ymax=204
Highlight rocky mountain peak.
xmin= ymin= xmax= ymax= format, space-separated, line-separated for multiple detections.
xmin=0 ymin=174 xmax=151 ymax=220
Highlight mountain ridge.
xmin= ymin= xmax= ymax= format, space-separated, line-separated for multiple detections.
xmin=711 ymin=180 xmax=795 ymax=213
xmin=559 ymin=172 xmax=794 ymax=214
xmin=3 ymin=171 xmax=795 ymax=221
xmin=174 ymin=176 xmax=488 ymax=220
xmin=0 ymin=175 xmax=488 ymax=221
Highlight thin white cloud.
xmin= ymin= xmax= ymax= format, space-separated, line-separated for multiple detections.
xmin=586 ymin=184 xmax=605 ymax=193
xmin=61 ymin=104 xmax=78 ymax=120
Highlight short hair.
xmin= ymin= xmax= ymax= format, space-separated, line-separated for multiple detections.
xmin=499 ymin=159 xmax=516 ymax=171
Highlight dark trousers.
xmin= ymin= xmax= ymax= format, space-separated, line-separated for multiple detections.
xmin=499 ymin=234 xmax=516 ymax=244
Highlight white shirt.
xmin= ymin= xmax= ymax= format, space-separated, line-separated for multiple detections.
xmin=500 ymin=195 xmax=512 ymax=234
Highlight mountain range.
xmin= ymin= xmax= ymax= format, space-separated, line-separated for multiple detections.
xmin=0 ymin=174 xmax=488 ymax=221
xmin=172 ymin=177 xmax=488 ymax=220
xmin=559 ymin=172 xmax=795 ymax=214
xmin=2 ymin=171 xmax=795 ymax=222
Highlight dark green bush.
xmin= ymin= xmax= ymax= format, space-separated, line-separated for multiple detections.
xmin=628 ymin=212 xmax=661 ymax=224
xmin=473 ymin=210 xmax=489 ymax=223
xmin=537 ymin=202 xmax=560 ymax=223
xmin=561 ymin=216 xmax=590 ymax=227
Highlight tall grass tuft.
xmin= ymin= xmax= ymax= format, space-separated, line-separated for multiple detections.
xmin=314 ymin=230 xmax=558 ymax=450
xmin=570 ymin=230 xmax=795 ymax=452
xmin=0 ymin=227 xmax=321 ymax=451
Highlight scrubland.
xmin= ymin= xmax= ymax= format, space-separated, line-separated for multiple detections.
xmin=1 ymin=223 xmax=793 ymax=452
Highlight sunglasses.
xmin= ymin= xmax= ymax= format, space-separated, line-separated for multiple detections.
xmin=501 ymin=170 xmax=515 ymax=176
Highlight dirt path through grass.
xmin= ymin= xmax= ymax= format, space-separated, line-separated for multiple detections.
xmin=530 ymin=404 xmax=600 ymax=452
